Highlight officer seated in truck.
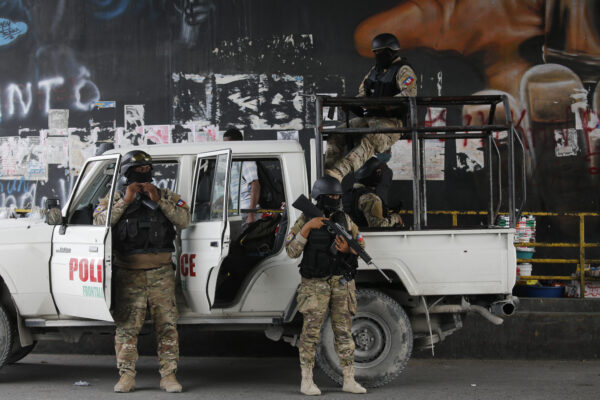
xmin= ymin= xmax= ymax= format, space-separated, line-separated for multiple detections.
xmin=348 ymin=157 xmax=403 ymax=229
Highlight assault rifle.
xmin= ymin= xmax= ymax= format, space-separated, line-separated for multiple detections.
xmin=292 ymin=194 xmax=392 ymax=283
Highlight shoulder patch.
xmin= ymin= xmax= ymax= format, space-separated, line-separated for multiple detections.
xmin=285 ymin=232 xmax=295 ymax=244
xmin=402 ymin=76 xmax=415 ymax=86
xmin=94 ymin=204 xmax=106 ymax=214
xmin=176 ymin=199 xmax=186 ymax=207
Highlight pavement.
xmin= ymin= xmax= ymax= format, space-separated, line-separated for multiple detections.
xmin=1 ymin=354 xmax=599 ymax=399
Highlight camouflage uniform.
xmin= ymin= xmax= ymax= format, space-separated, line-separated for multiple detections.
xmin=326 ymin=60 xmax=417 ymax=182
xmin=354 ymin=183 xmax=401 ymax=228
xmin=285 ymin=213 xmax=364 ymax=368
xmin=93 ymin=188 xmax=190 ymax=378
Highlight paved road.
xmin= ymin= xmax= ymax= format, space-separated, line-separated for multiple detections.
xmin=1 ymin=354 xmax=599 ymax=399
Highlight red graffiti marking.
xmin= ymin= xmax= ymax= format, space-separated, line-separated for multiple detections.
xmin=180 ymin=253 xmax=196 ymax=277
xmin=68 ymin=257 xmax=103 ymax=283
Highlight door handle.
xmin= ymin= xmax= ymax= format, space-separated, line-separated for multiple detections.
xmin=210 ymin=241 xmax=219 ymax=247
xmin=89 ymin=246 xmax=98 ymax=253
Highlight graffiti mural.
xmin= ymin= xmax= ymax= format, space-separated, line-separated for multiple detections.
xmin=0 ymin=0 xmax=596 ymax=227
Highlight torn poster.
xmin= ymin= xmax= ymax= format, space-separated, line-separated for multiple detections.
xmin=48 ymin=109 xmax=69 ymax=136
xmin=69 ymin=128 xmax=96 ymax=175
xmin=277 ymin=130 xmax=299 ymax=141
xmin=0 ymin=136 xmax=47 ymax=180
xmin=191 ymin=124 xmax=220 ymax=142
xmin=125 ymin=104 xmax=145 ymax=132
xmin=90 ymin=101 xmax=116 ymax=142
xmin=554 ymin=128 xmax=579 ymax=157
xmin=143 ymin=125 xmax=171 ymax=145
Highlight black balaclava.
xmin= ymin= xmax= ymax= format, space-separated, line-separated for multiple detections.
xmin=125 ymin=167 xmax=152 ymax=184
xmin=375 ymin=49 xmax=396 ymax=71
xmin=316 ymin=195 xmax=341 ymax=217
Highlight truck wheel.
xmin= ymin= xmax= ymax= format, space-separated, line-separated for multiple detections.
xmin=7 ymin=342 xmax=36 ymax=364
xmin=316 ymin=288 xmax=413 ymax=388
xmin=0 ymin=303 xmax=16 ymax=370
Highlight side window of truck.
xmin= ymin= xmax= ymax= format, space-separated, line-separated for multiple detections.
xmin=68 ymin=159 xmax=117 ymax=225
xmin=192 ymin=156 xmax=228 ymax=222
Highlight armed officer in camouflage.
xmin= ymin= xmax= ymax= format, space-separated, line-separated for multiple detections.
xmin=285 ymin=176 xmax=367 ymax=396
xmin=351 ymin=157 xmax=403 ymax=228
xmin=93 ymin=150 xmax=190 ymax=393
xmin=326 ymin=32 xmax=417 ymax=183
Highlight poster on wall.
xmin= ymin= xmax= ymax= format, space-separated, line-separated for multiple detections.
xmin=48 ymin=109 xmax=69 ymax=136
xmin=143 ymin=125 xmax=171 ymax=145
xmin=125 ymin=104 xmax=145 ymax=133
xmin=69 ymin=128 xmax=96 ymax=176
xmin=0 ymin=136 xmax=47 ymax=180
xmin=191 ymin=124 xmax=220 ymax=142
xmin=90 ymin=101 xmax=116 ymax=143
xmin=277 ymin=130 xmax=299 ymax=141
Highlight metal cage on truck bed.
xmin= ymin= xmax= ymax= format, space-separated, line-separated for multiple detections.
xmin=311 ymin=95 xmax=527 ymax=230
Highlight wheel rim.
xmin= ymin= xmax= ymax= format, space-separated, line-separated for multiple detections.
xmin=352 ymin=311 xmax=392 ymax=369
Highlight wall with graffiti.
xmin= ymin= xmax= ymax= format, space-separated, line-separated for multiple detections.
xmin=0 ymin=0 xmax=598 ymax=224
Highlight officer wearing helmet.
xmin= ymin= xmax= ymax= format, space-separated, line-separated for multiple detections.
xmin=351 ymin=157 xmax=403 ymax=228
xmin=285 ymin=176 xmax=367 ymax=396
xmin=326 ymin=32 xmax=417 ymax=183
xmin=93 ymin=150 xmax=190 ymax=393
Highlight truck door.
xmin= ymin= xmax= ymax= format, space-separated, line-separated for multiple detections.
xmin=180 ymin=149 xmax=232 ymax=314
xmin=50 ymin=154 xmax=120 ymax=321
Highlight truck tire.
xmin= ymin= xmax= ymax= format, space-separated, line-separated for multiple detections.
xmin=316 ymin=288 xmax=413 ymax=388
xmin=0 ymin=303 xmax=16 ymax=370
xmin=7 ymin=342 xmax=36 ymax=364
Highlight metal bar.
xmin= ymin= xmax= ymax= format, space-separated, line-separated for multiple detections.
xmin=322 ymin=125 xmax=507 ymax=135
xmin=519 ymin=275 xmax=573 ymax=280
xmin=452 ymin=212 xmax=458 ymax=227
xmin=492 ymin=139 xmax=502 ymax=223
xmin=518 ymin=258 xmax=600 ymax=264
xmin=503 ymin=95 xmax=516 ymax=227
xmin=321 ymin=95 xmax=505 ymax=107
xmin=409 ymin=96 xmax=421 ymax=230
xmin=487 ymin=104 xmax=497 ymax=226
xmin=513 ymin=127 xmax=527 ymax=221
xmin=315 ymin=96 xmax=324 ymax=178
xmin=420 ymin=135 xmax=428 ymax=227
xmin=517 ymin=242 xmax=594 ymax=248
xmin=580 ymin=214 xmax=586 ymax=298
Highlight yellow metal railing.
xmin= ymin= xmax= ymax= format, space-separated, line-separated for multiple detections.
xmin=399 ymin=209 xmax=600 ymax=298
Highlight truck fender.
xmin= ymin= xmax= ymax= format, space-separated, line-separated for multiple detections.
xmin=363 ymin=257 xmax=419 ymax=295
xmin=0 ymin=268 xmax=33 ymax=347
xmin=0 ymin=265 xmax=17 ymax=295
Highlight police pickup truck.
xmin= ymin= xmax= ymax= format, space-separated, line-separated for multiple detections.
xmin=0 ymin=95 xmax=520 ymax=387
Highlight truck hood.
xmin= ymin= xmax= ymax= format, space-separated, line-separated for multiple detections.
xmin=0 ymin=218 xmax=54 ymax=245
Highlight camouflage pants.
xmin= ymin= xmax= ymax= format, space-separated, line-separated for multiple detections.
xmin=297 ymin=276 xmax=357 ymax=368
xmin=325 ymin=117 xmax=403 ymax=182
xmin=113 ymin=264 xmax=179 ymax=378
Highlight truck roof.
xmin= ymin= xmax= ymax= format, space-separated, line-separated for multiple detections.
xmin=103 ymin=140 xmax=304 ymax=157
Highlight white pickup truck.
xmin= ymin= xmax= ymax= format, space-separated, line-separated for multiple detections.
xmin=0 ymin=95 xmax=520 ymax=387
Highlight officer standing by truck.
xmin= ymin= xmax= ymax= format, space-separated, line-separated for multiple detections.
xmin=93 ymin=150 xmax=190 ymax=393
xmin=326 ymin=32 xmax=417 ymax=183
xmin=285 ymin=176 xmax=367 ymax=396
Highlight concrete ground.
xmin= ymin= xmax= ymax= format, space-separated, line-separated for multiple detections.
xmin=1 ymin=354 xmax=599 ymax=400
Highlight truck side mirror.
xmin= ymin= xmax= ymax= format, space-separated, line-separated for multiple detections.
xmin=45 ymin=198 xmax=63 ymax=226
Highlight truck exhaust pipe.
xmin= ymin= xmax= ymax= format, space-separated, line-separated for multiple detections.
xmin=490 ymin=297 xmax=519 ymax=317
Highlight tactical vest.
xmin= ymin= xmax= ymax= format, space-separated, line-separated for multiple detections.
xmin=114 ymin=195 xmax=176 ymax=255
xmin=298 ymin=211 xmax=358 ymax=279
xmin=364 ymin=59 xmax=412 ymax=98
xmin=351 ymin=186 xmax=389 ymax=227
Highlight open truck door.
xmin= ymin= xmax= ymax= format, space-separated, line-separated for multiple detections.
xmin=180 ymin=149 xmax=232 ymax=314
xmin=50 ymin=154 xmax=121 ymax=321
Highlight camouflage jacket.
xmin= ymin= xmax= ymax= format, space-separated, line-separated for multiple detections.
xmin=93 ymin=188 xmax=190 ymax=230
xmin=355 ymin=183 xmax=401 ymax=228
xmin=285 ymin=212 xmax=365 ymax=259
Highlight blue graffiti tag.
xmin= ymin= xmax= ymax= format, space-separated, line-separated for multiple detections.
xmin=0 ymin=18 xmax=27 ymax=46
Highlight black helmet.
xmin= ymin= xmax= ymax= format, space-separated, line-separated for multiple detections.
xmin=311 ymin=176 xmax=343 ymax=200
xmin=355 ymin=157 xmax=384 ymax=186
xmin=371 ymin=33 xmax=401 ymax=52
xmin=120 ymin=150 xmax=152 ymax=176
